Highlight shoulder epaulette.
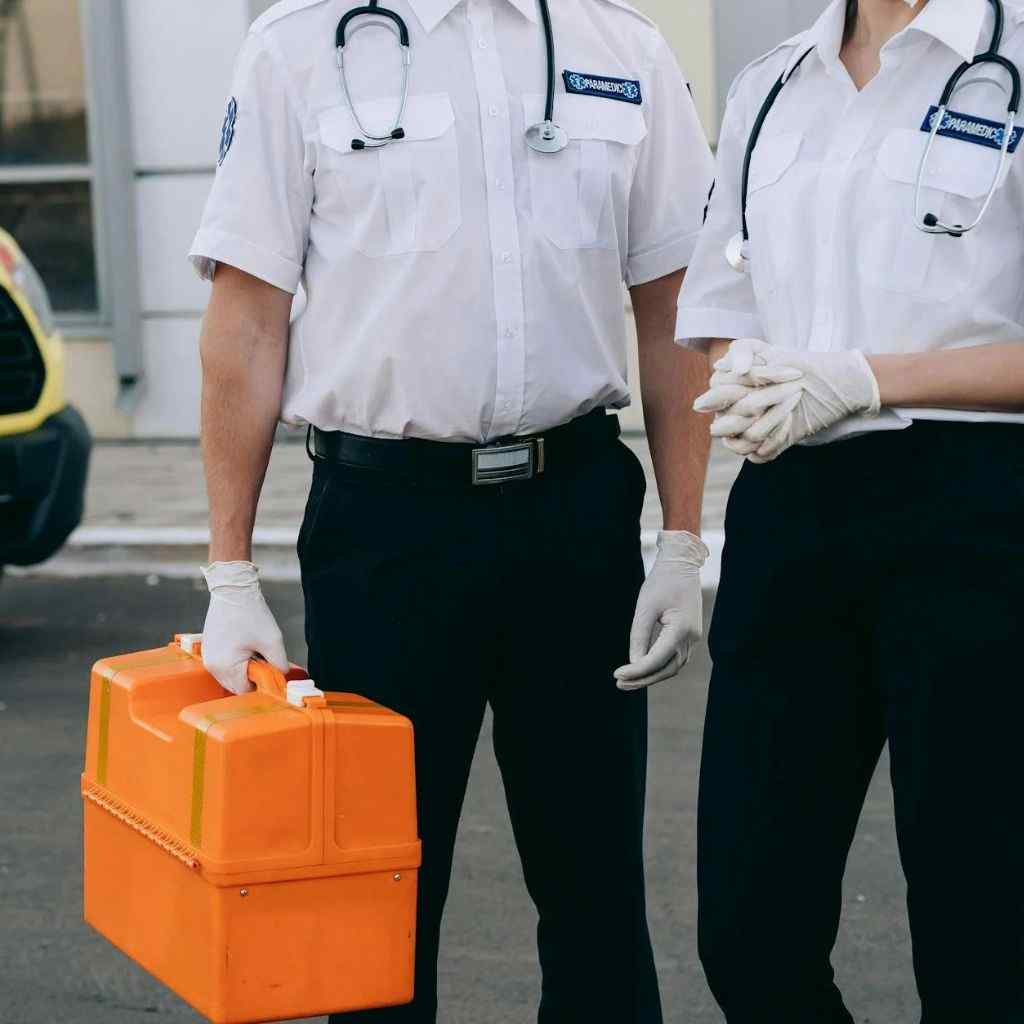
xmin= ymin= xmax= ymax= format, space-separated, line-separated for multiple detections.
xmin=590 ymin=0 xmax=660 ymax=33
xmin=251 ymin=0 xmax=330 ymax=34
xmin=727 ymin=31 xmax=810 ymax=103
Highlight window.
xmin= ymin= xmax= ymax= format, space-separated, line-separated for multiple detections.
xmin=0 ymin=0 xmax=98 ymax=316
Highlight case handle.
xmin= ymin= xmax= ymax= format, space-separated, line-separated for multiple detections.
xmin=246 ymin=658 xmax=312 ymax=701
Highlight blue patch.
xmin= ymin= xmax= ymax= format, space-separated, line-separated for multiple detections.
xmin=219 ymin=97 xmax=238 ymax=166
xmin=920 ymin=105 xmax=1022 ymax=153
xmin=563 ymin=70 xmax=642 ymax=105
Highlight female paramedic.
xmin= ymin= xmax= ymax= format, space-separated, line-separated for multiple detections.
xmin=677 ymin=0 xmax=1024 ymax=1020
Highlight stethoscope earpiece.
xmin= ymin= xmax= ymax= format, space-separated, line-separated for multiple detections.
xmin=340 ymin=0 xmax=565 ymax=157
xmin=338 ymin=2 xmax=412 ymax=151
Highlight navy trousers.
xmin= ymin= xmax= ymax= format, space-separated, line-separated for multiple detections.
xmin=698 ymin=422 xmax=1024 ymax=1024
xmin=299 ymin=434 xmax=663 ymax=1023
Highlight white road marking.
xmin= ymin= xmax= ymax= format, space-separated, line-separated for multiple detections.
xmin=12 ymin=527 xmax=726 ymax=588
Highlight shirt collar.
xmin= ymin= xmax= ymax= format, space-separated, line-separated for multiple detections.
xmin=906 ymin=0 xmax=989 ymax=63
xmin=783 ymin=0 xmax=845 ymax=80
xmin=408 ymin=0 xmax=538 ymax=34
xmin=784 ymin=0 xmax=989 ymax=80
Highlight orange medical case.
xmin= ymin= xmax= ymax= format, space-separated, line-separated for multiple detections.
xmin=82 ymin=636 xmax=420 ymax=1023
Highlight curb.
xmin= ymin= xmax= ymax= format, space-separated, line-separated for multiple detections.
xmin=11 ymin=528 xmax=726 ymax=588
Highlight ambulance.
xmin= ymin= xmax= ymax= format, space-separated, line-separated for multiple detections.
xmin=0 ymin=229 xmax=90 ymax=574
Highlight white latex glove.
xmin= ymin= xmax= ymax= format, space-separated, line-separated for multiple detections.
xmin=614 ymin=531 xmax=709 ymax=692
xmin=201 ymin=561 xmax=289 ymax=695
xmin=694 ymin=339 xmax=880 ymax=464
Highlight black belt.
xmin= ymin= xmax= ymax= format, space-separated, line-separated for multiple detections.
xmin=310 ymin=409 xmax=620 ymax=486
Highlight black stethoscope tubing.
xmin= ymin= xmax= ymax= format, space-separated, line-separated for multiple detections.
xmin=739 ymin=47 xmax=813 ymax=246
xmin=735 ymin=0 xmax=1020 ymax=257
xmin=336 ymin=0 xmax=410 ymax=48
xmin=538 ymin=0 xmax=557 ymax=125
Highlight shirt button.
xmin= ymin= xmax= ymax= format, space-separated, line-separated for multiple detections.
xmin=505 ymin=326 xmax=516 ymax=338
xmin=478 ymin=38 xmax=488 ymax=49
xmin=501 ymin=252 xmax=513 ymax=264
xmin=489 ymin=105 xmax=500 ymax=117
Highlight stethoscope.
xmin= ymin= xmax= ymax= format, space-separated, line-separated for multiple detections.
xmin=726 ymin=0 xmax=1022 ymax=273
xmin=336 ymin=0 xmax=568 ymax=154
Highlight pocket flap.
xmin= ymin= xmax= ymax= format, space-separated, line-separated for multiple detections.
xmin=523 ymin=93 xmax=648 ymax=145
xmin=748 ymin=131 xmax=802 ymax=193
xmin=319 ymin=93 xmax=456 ymax=153
xmin=878 ymin=128 xmax=1005 ymax=199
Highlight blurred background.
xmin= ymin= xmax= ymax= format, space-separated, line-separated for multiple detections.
xmin=1 ymin=3 xmax=920 ymax=1024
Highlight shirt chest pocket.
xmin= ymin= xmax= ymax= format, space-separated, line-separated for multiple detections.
xmin=523 ymin=94 xmax=647 ymax=251
xmin=860 ymin=129 xmax=999 ymax=299
xmin=316 ymin=93 xmax=462 ymax=258
xmin=744 ymin=131 xmax=803 ymax=298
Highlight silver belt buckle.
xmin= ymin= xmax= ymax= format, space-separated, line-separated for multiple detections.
xmin=471 ymin=441 xmax=537 ymax=486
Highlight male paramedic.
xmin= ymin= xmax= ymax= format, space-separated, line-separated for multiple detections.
xmin=190 ymin=0 xmax=713 ymax=1019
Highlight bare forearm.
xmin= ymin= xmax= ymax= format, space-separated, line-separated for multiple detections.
xmin=867 ymin=343 xmax=1024 ymax=412
xmin=632 ymin=271 xmax=712 ymax=535
xmin=708 ymin=339 xmax=731 ymax=365
xmin=200 ymin=267 xmax=291 ymax=563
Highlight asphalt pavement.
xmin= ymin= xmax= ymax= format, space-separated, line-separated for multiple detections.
xmin=0 ymin=575 xmax=921 ymax=1024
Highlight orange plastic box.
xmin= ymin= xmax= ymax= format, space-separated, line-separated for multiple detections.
xmin=82 ymin=636 xmax=420 ymax=1024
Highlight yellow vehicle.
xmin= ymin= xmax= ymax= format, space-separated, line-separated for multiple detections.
xmin=0 ymin=229 xmax=91 ymax=570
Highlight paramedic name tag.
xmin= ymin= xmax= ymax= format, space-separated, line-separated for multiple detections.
xmin=563 ymin=70 xmax=643 ymax=105
xmin=920 ymin=105 xmax=1023 ymax=153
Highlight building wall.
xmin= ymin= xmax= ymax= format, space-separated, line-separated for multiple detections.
xmin=64 ymin=0 xmax=740 ymax=439
xmin=121 ymin=2 xmax=249 ymax=438
xmin=631 ymin=0 xmax=716 ymax=140
xmin=714 ymin=0 xmax=826 ymax=118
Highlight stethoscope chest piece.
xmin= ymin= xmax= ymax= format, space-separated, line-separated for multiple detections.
xmin=526 ymin=120 xmax=569 ymax=154
xmin=725 ymin=232 xmax=751 ymax=274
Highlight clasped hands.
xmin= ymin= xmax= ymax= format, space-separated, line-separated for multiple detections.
xmin=693 ymin=338 xmax=881 ymax=463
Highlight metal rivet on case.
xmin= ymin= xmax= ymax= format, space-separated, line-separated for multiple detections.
xmin=393 ymin=874 xmax=402 ymax=882
xmin=240 ymin=888 xmax=249 ymax=897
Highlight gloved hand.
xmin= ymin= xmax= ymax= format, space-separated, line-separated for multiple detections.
xmin=614 ymin=531 xmax=709 ymax=692
xmin=201 ymin=561 xmax=289 ymax=695
xmin=694 ymin=339 xmax=880 ymax=463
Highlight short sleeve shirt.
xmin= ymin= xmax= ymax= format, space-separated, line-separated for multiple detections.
xmin=190 ymin=0 xmax=714 ymax=442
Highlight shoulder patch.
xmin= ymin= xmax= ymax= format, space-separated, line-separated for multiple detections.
xmin=218 ymin=97 xmax=238 ymax=166
xmin=251 ymin=0 xmax=330 ymax=33
xmin=726 ymin=31 xmax=809 ymax=104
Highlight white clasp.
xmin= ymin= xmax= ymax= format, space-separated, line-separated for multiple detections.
xmin=286 ymin=679 xmax=325 ymax=707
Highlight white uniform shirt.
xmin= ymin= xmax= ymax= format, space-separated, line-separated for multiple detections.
xmin=677 ymin=0 xmax=1024 ymax=438
xmin=190 ymin=0 xmax=713 ymax=442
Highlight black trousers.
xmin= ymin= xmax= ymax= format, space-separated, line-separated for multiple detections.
xmin=698 ymin=422 xmax=1024 ymax=1024
xmin=298 ymin=434 xmax=663 ymax=1023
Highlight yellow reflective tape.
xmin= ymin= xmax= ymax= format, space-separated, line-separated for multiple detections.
xmin=96 ymin=678 xmax=112 ymax=786
xmin=94 ymin=648 xmax=194 ymax=788
xmin=104 ymin=649 xmax=193 ymax=676
xmin=323 ymin=698 xmax=390 ymax=713
xmin=189 ymin=703 xmax=298 ymax=849
xmin=190 ymin=729 xmax=208 ymax=848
